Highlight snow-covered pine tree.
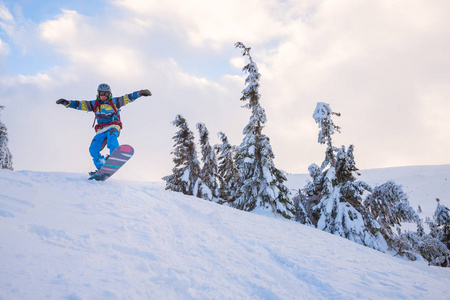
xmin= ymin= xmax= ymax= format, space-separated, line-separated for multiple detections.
xmin=416 ymin=234 xmax=450 ymax=267
xmin=429 ymin=198 xmax=450 ymax=250
xmin=196 ymin=122 xmax=220 ymax=202
xmin=306 ymin=103 xmax=386 ymax=251
xmin=395 ymin=227 xmax=450 ymax=266
xmin=215 ymin=132 xmax=239 ymax=204
xmin=398 ymin=218 xmax=450 ymax=267
xmin=233 ymin=42 xmax=294 ymax=219
xmin=313 ymin=102 xmax=341 ymax=169
xmin=391 ymin=210 xmax=446 ymax=264
xmin=391 ymin=219 xmax=425 ymax=262
xmin=163 ymin=115 xmax=201 ymax=196
xmin=302 ymin=164 xmax=325 ymax=226
xmin=292 ymin=189 xmax=313 ymax=225
xmin=364 ymin=181 xmax=418 ymax=250
xmin=0 ymin=106 xmax=13 ymax=170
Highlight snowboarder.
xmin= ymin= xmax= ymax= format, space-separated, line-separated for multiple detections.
xmin=56 ymin=83 xmax=151 ymax=173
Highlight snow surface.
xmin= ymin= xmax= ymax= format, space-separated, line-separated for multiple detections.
xmin=1 ymin=166 xmax=450 ymax=299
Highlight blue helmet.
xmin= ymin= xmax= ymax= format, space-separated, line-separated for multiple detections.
xmin=97 ymin=83 xmax=111 ymax=93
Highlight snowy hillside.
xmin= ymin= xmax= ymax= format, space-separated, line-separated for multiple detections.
xmin=1 ymin=167 xmax=450 ymax=299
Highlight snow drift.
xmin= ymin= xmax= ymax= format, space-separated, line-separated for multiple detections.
xmin=1 ymin=166 xmax=450 ymax=299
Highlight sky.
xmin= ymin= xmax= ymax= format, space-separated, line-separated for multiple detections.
xmin=1 ymin=0 xmax=449 ymax=181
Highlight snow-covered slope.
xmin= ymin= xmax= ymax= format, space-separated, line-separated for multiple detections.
xmin=1 ymin=167 xmax=449 ymax=299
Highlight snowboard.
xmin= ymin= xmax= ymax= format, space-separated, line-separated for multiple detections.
xmin=89 ymin=144 xmax=134 ymax=181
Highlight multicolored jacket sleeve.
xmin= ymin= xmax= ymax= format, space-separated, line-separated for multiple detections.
xmin=112 ymin=91 xmax=143 ymax=109
xmin=64 ymin=100 xmax=96 ymax=111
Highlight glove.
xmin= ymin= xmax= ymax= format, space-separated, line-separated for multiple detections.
xmin=56 ymin=99 xmax=69 ymax=106
xmin=140 ymin=89 xmax=152 ymax=97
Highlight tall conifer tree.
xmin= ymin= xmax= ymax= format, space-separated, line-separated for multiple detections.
xmin=196 ymin=122 xmax=219 ymax=201
xmin=215 ymin=132 xmax=239 ymax=204
xmin=163 ymin=115 xmax=200 ymax=195
xmin=233 ymin=42 xmax=294 ymax=219
xmin=306 ymin=103 xmax=385 ymax=250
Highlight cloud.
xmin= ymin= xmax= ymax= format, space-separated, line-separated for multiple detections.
xmin=0 ymin=38 xmax=9 ymax=56
xmin=37 ymin=9 xmax=145 ymax=84
xmin=255 ymin=0 xmax=450 ymax=172
xmin=0 ymin=2 xmax=13 ymax=23
xmin=112 ymin=0 xmax=292 ymax=48
xmin=0 ymin=3 xmax=12 ymax=56
xmin=1 ymin=72 xmax=51 ymax=87
xmin=39 ymin=9 xmax=81 ymax=44
xmin=229 ymin=57 xmax=245 ymax=70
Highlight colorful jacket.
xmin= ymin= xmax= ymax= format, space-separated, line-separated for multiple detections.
xmin=64 ymin=91 xmax=143 ymax=134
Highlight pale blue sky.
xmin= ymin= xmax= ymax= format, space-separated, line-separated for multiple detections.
xmin=2 ymin=0 xmax=100 ymax=73
xmin=1 ymin=0 xmax=238 ymax=78
xmin=1 ymin=0 xmax=449 ymax=181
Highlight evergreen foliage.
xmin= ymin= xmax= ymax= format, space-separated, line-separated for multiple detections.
xmin=304 ymin=103 xmax=386 ymax=251
xmin=196 ymin=122 xmax=219 ymax=202
xmin=313 ymin=102 xmax=341 ymax=168
xmin=0 ymin=106 xmax=13 ymax=170
xmin=428 ymin=199 xmax=450 ymax=252
xmin=364 ymin=181 xmax=418 ymax=250
xmin=335 ymin=145 xmax=360 ymax=184
xmin=415 ymin=234 xmax=450 ymax=267
xmin=233 ymin=42 xmax=294 ymax=219
xmin=292 ymin=189 xmax=313 ymax=225
xmin=395 ymin=223 xmax=450 ymax=267
xmin=215 ymin=132 xmax=239 ymax=204
xmin=302 ymin=103 xmax=449 ymax=265
xmin=163 ymin=115 xmax=201 ymax=196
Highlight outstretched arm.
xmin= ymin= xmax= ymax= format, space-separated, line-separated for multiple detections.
xmin=56 ymin=99 xmax=96 ymax=112
xmin=114 ymin=89 xmax=152 ymax=109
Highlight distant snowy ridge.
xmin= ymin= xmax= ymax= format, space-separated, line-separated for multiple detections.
xmin=1 ymin=166 xmax=449 ymax=299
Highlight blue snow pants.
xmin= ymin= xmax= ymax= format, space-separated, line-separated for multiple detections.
xmin=89 ymin=129 xmax=120 ymax=169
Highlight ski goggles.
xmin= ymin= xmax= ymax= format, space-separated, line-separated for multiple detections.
xmin=99 ymin=91 xmax=110 ymax=97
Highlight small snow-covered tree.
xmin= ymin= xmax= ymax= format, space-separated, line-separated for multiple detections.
xmin=0 ymin=106 xmax=13 ymax=170
xmin=364 ymin=181 xmax=418 ymax=250
xmin=429 ymin=198 xmax=450 ymax=250
xmin=397 ymin=223 xmax=450 ymax=267
xmin=391 ymin=220 xmax=424 ymax=261
xmin=292 ymin=189 xmax=313 ymax=225
xmin=233 ymin=42 xmax=294 ymax=219
xmin=196 ymin=122 xmax=220 ymax=202
xmin=416 ymin=234 xmax=450 ymax=267
xmin=163 ymin=115 xmax=201 ymax=196
xmin=371 ymin=197 xmax=450 ymax=266
xmin=422 ymin=199 xmax=450 ymax=266
xmin=305 ymin=103 xmax=386 ymax=251
xmin=215 ymin=132 xmax=239 ymax=204
xmin=395 ymin=228 xmax=450 ymax=266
